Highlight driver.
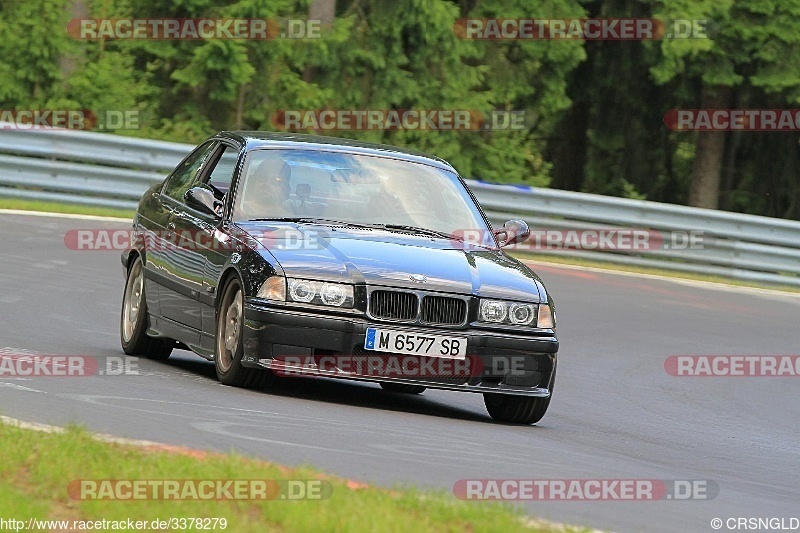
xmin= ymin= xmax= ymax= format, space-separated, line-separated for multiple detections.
xmin=240 ymin=158 xmax=298 ymax=217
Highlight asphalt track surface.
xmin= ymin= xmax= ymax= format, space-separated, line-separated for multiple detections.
xmin=1 ymin=212 xmax=798 ymax=532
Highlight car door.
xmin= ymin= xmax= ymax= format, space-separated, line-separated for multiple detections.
xmin=193 ymin=143 xmax=243 ymax=353
xmin=165 ymin=142 xmax=243 ymax=354
xmin=156 ymin=141 xmax=219 ymax=332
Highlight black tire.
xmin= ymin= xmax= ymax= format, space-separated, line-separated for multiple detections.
xmin=214 ymin=277 xmax=275 ymax=389
xmin=120 ymin=256 xmax=173 ymax=360
xmin=379 ymin=382 xmax=426 ymax=395
xmin=484 ymin=371 xmax=556 ymax=425
xmin=483 ymin=394 xmax=550 ymax=425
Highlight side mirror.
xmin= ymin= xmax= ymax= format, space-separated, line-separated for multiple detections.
xmin=493 ymin=219 xmax=530 ymax=247
xmin=185 ymin=187 xmax=221 ymax=217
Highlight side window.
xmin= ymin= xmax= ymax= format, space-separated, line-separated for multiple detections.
xmin=203 ymin=145 xmax=239 ymax=197
xmin=162 ymin=142 xmax=217 ymax=201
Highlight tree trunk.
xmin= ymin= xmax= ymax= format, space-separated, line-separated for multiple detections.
xmin=234 ymin=84 xmax=246 ymax=130
xmin=548 ymin=99 xmax=588 ymax=191
xmin=547 ymin=48 xmax=592 ymax=191
xmin=303 ymin=0 xmax=336 ymax=83
xmin=60 ymin=1 xmax=90 ymax=78
xmin=688 ymin=85 xmax=733 ymax=209
xmin=309 ymin=0 xmax=336 ymax=24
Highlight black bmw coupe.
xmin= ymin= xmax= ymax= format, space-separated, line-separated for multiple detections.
xmin=120 ymin=132 xmax=558 ymax=424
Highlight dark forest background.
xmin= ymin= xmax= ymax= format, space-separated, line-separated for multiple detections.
xmin=2 ymin=0 xmax=799 ymax=219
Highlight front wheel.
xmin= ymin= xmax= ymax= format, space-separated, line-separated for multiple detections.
xmin=120 ymin=256 xmax=172 ymax=360
xmin=215 ymin=278 xmax=275 ymax=389
xmin=483 ymin=394 xmax=551 ymax=425
xmin=484 ymin=369 xmax=555 ymax=425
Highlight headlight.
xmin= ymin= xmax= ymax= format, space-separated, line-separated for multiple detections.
xmin=287 ymin=278 xmax=354 ymax=308
xmin=257 ymin=276 xmax=286 ymax=301
xmin=479 ymin=300 xmax=507 ymax=322
xmin=478 ymin=299 xmax=553 ymax=328
xmin=537 ymin=302 xmax=555 ymax=329
xmin=288 ymin=279 xmax=316 ymax=302
xmin=509 ymin=303 xmax=536 ymax=325
xmin=319 ymin=283 xmax=348 ymax=306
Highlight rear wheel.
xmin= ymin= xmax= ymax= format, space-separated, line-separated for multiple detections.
xmin=120 ymin=256 xmax=172 ymax=360
xmin=215 ymin=277 xmax=275 ymax=389
xmin=379 ymin=383 xmax=426 ymax=395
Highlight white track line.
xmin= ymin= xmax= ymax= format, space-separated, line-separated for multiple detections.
xmin=0 ymin=414 xmax=168 ymax=447
xmin=0 ymin=208 xmax=131 ymax=222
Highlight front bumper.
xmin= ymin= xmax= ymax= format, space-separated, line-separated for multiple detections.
xmin=242 ymin=301 xmax=557 ymax=397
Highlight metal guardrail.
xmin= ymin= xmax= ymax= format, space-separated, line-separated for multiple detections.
xmin=1 ymin=126 xmax=799 ymax=287
xmin=472 ymin=182 xmax=800 ymax=286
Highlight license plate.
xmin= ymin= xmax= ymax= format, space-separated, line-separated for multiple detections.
xmin=364 ymin=327 xmax=467 ymax=359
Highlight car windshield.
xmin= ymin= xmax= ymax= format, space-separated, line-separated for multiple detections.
xmin=232 ymin=148 xmax=489 ymax=237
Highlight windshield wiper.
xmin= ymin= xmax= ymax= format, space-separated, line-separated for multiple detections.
xmin=378 ymin=224 xmax=457 ymax=240
xmin=247 ymin=217 xmax=307 ymax=222
xmin=246 ymin=218 xmax=463 ymax=241
xmin=246 ymin=217 xmax=380 ymax=229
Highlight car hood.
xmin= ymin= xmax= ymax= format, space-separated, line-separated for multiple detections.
xmin=237 ymin=222 xmax=544 ymax=302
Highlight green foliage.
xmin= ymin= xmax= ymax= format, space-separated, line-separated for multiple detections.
xmin=0 ymin=0 xmax=73 ymax=104
xmin=2 ymin=0 xmax=800 ymax=218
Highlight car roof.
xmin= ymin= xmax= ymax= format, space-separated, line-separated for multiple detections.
xmin=214 ymin=131 xmax=456 ymax=172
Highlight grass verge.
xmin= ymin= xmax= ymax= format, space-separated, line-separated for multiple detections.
xmin=0 ymin=197 xmax=134 ymax=219
xmin=0 ymin=422 xmax=586 ymax=533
